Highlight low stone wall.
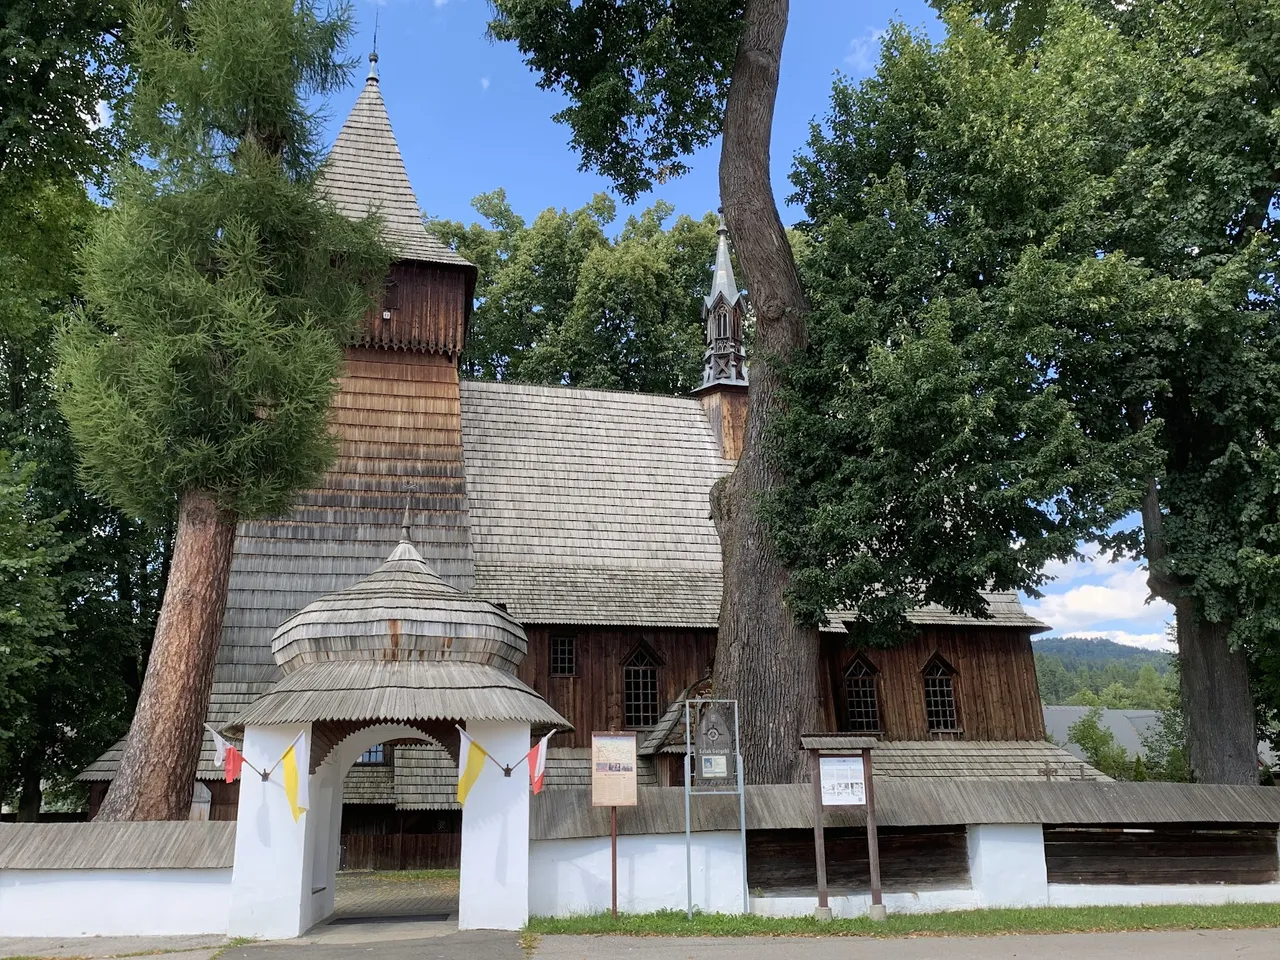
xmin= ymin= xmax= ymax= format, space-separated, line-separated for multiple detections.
xmin=0 ymin=821 xmax=236 ymax=937
xmin=529 ymin=831 xmax=746 ymax=916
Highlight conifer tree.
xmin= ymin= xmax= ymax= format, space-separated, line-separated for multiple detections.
xmin=56 ymin=0 xmax=387 ymax=820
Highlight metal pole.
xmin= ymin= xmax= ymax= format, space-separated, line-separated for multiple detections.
xmin=735 ymin=701 xmax=748 ymax=915
xmin=810 ymin=749 xmax=831 ymax=921
xmin=864 ymin=747 xmax=885 ymax=921
xmin=611 ymin=804 xmax=618 ymax=919
xmin=685 ymin=700 xmax=693 ymax=919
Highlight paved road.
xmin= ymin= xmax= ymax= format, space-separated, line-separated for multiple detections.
xmin=227 ymin=928 xmax=1280 ymax=959
xmin=6 ymin=927 xmax=1279 ymax=959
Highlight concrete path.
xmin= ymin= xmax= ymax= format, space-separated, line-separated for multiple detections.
xmin=6 ymin=927 xmax=1279 ymax=959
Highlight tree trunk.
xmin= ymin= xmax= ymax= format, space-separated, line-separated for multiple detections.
xmin=16 ymin=751 xmax=42 ymax=822
xmin=1139 ymin=474 xmax=1258 ymax=784
xmin=1176 ymin=598 xmax=1257 ymax=784
xmin=95 ymin=489 xmax=237 ymax=821
xmin=711 ymin=0 xmax=818 ymax=785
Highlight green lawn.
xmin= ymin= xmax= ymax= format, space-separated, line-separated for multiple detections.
xmin=527 ymin=903 xmax=1280 ymax=938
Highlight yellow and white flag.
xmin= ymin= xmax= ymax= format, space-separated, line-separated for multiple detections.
xmin=456 ymin=727 xmax=489 ymax=806
xmin=282 ymin=740 xmax=309 ymax=822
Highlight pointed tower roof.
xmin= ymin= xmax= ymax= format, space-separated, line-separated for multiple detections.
xmin=319 ymin=55 xmax=471 ymax=268
xmin=703 ymin=215 xmax=741 ymax=310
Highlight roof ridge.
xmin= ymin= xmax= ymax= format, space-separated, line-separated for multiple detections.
xmin=459 ymin=378 xmax=707 ymax=406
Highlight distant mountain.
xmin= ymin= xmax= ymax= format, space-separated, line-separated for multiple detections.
xmin=1032 ymin=636 xmax=1174 ymax=673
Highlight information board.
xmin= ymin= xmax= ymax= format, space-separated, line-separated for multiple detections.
xmin=591 ymin=732 xmax=638 ymax=807
xmin=693 ymin=701 xmax=736 ymax=788
xmin=819 ymin=755 xmax=866 ymax=806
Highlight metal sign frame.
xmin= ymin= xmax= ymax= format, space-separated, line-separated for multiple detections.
xmin=683 ymin=699 xmax=748 ymax=917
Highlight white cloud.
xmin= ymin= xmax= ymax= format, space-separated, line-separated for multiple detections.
xmin=844 ymin=27 xmax=886 ymax=73
xmin=1061 ymin=630 xmax=1176 ymax=653
xmin=1023 ymin=549 xmax=1174 ymax=641
xmin=480 ymin=76 xmax=490 ymax=92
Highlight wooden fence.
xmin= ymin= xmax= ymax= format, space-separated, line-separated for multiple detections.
xmin=1044 ymin=824 xmax=1280 ymax=885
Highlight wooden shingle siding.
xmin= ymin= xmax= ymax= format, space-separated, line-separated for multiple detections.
xmin=359 ymin=262 xmax=471 ymax=354
xmin=822 ymin=628 xmax=1045 ymax=741
xmin=1044 ymin=824 xmax=1280 ymax=885
xmin=518 ymin=626 xmax=718 ymax=749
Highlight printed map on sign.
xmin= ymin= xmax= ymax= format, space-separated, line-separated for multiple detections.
xmin=819 ymin=755 xmax=866 ymax=806
xmin=591 ymin=732 xmax=638 ymax=807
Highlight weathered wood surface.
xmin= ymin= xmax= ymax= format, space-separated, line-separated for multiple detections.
xmin=697 ymin=386 xmax=748 ymax=462
xmin=1044 ymin=824 xmax=1280 ymax=885
xmin=340 ymin=831 xmax=461 ymax=871
xmin=516 ymin=626 xmax=718 ymax=749
xmin=0 ymin=821 xmax=237 ymax=869
xmin=360 ymin=262 xmax=472 ymax=355
xmin=748 ymin=826 xmax=969 ymax=893
xmin=821 ymin=627 xmax=1046 ymax=741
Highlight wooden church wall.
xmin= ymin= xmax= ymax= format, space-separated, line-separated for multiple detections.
xmin=517 ymin=626 xmax=718 ymax=749
xmin=819 ymin=627 xmax=1046 ymax=741
xmin=357 ymin=262 xmax=472 ymax=355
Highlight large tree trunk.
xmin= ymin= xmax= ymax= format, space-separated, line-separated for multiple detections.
xmin=1139 ymin=476 xmax=1257 ymax=784
xmin=711 ymin=0 xmax=818 ymax=785
xmin=96 ymin=489 xmax=237 ymax=821
xmin=16 ymin=751 xmax=42 ymax=822
xmin=1176 ymin=599 xmax=1257 ymax=784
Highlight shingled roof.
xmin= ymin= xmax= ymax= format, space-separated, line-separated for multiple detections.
xmin=318 ymin=58 xmax=471 ymax=268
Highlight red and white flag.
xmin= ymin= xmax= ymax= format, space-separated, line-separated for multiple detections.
xmin=526 ymin=729 xmax=556 ymax=795
xmin=209 ymin=727 xmax=244 ymax=784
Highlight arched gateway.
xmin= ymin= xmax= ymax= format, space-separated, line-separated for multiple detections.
xmin=222 ymin=532 xmax=568 ymax=938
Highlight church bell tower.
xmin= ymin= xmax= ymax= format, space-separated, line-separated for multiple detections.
xmin=694 ymin=213 xmax=748 ymax=461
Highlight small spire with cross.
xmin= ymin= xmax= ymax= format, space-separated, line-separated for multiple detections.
xmin=400 ymin=482 xmax=417 ymax=543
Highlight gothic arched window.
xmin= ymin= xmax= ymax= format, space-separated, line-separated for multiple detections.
xmin=623 ymin=648 xmax=661 ymax=727
xmin=716 ymin=305 xmax=730 ymax=340
xmin=844 ymin=657 xmax=881 ymax=733
xmin=922 ymin=657 xmax=961 ymax=733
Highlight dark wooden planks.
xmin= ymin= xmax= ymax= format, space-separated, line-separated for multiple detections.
xmin=747 ymin=826 xmax=970 ymax=893
xmin=359 ymin=262 xmax=471 ymax=355
xmin=1045 ymin=824 xmax=1280 ymax=885
xmin=822 ymin=627 xmax=1045 ymax=741
xmin=517 ymin=626 xmax=718 ymax=749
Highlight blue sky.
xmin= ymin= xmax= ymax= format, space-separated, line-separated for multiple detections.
xmin=335 ymin=0 xmax=1172 ymax=651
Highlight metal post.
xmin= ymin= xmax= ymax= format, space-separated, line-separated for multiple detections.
xmin=735 ymin=700 xmax=748 ymax=915
xmin=611 ymin=805 xmax=618 ymax=919
xmin=810 ymin=749 xmax=831 ymax=921
xmin=684 ymin=701 xmax=693 ymax=919
xmin=864 ymin=747 xmax=885 ymax=921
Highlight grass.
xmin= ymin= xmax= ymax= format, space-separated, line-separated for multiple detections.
xmin=526 ymin=903 xmax=1280 ymax=938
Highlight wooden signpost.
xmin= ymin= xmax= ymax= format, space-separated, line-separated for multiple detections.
xmin=802 ymin=735 xmax=884 ymax=922
xmin=591 ymin=731 xmax=638 ymax=918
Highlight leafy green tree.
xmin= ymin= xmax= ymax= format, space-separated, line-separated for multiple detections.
xmin=489 ymin=0 xmax=820 ymax=783
xmin=1067 ymin=708 xmax=1134 ymax=780
xmin=789 ymin=0 xmax=1280 ymax=782
xmin=0 ymin=176 xmax=169 ymax=819
xmin=430 ymin=192 xmax=718 ymax=392
xmin=56 ymin=0 xmax=387 ymax=820
xmin=0 ymin=0 xmax=129 ymax=190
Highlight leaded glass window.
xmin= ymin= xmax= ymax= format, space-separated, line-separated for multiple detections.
xmin=845 ymin=658 xmax=881 ymax=732
xmin=551 ymin=634 xmax=576 ymax=676
xmin=624 ymin=649 xmax=660 ymax=727
xmin=923 ymin=659 xmax=961 ymax=733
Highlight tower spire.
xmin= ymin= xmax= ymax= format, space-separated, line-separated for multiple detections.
xmin=368 ymin=11 xmax=380 ymax=82
xmin=697 ymin=208 xmax=748 ymax=391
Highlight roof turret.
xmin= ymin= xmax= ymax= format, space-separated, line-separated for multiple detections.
xmin=318 ymin=55 xmax=471 ymax=268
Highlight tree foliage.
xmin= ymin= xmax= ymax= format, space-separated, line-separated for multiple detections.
xmin=0 ymin=0 xmax=129 ymax=189
xmin=785 ymin=0 xmax=1280 ymax=780
xmin=56 ymin=0 xmax=389 ymax=525
xmin=429 ymin=189 xmax=720 ymax=393
xmin=487 ymin=0 xmax=744 ymax=200
xmin=0 ymin=175 xmax=169 ymax=817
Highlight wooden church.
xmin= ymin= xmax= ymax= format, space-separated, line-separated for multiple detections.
xmin=82 ymin=56 xmax=1096 ymax=866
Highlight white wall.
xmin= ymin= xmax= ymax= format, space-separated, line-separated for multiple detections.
xmin=967 ymin=823 xmax=1048 ymax=908
xmin=228 ymin=723 xmax=314 ymax=940
xmin=458 ymin=720 xmax=531 ymax=931
xmin=530 ymin=831 xmax=745 ymax=917
xmin=751 ymin=889 xmax=978 ymax=918
xmin=0 ymin=868 xmax=230 ymax=937
xmin=1049 ymin=883 xmax=1280 ymax=908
